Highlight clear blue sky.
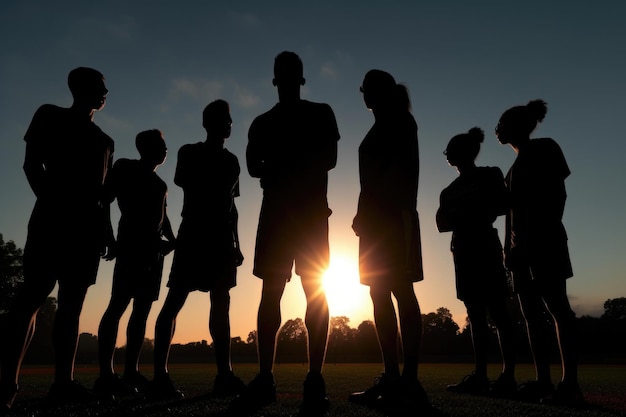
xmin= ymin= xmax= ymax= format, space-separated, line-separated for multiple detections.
xmin=1 ymin=1 xmax=625 ymax=345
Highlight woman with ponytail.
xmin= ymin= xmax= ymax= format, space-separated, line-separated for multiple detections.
xmin=437 ymin=127 xmax=517 ymax=397
xmin=349 ymin=70 xmax=428 ymax=412
xmin=496 ymin=99 xmax=582 ymax=405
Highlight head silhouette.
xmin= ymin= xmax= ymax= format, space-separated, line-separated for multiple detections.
xmin=203 ymin=99 xmax=232 ymax=140
xmin=361 ymin=69 xmax=410 ymax=114
xmin=68 ymin=67 xmax=108 ymax=111
xmin=496 ymin=99 xmax=547 ymax=146
xmin=136 ymin=129 xmax=167 ymax=168
xmin=444 ymin=127 xmax=484 ymax=168
xmin=273 ymin=51 xmax=305 ymax=87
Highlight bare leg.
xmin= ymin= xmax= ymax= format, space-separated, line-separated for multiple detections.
xmin=542 ymin=281 xmax=578 ymax=383
xmin=487 ymin=298 xmax=517 ymax=378
xmin=464 ymin=300 xmax=489 ymax=378
xmin=370 ymin=286 xmax=400 ymax=378
xmin=257 ymin=280 xmax=286 ymax=375
xmin=517 ymin=291 xmax=553 ymax=384
xmin=301 ymin=275 xmax=329 ymax=374
xmin=0 ymin=280 xmax=53 ymax=386
xmin=123 ymin=297 xmax=153 ymax=375
xmin=53 ymin=282 xmax=89 ymax=383
xmin=393 ymin=283 xmax=422 ymax=381
xmin=153 ymin=288 xmax=188 ymax=377
xmin=98 ymin=293 xmax=132 ymax=377
xmin=210 ymin=289 xmax=232 ymax=375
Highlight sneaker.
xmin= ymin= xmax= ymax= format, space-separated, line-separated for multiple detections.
xmin=373 ymin=377 xmax=430 ymax=413
xmin=489 ymin=373 xmax=517 ymax=398
xmin=348 ymin=372 xmax=399 ymax=407
xmin=542 ymin=380 xmax=584 ymax=407
xmin=149 ymin=374 xmax=184 ymax=400
xmin=516 ymin=380 xmax=555 ymax=402
xmin=446 ymin=372 xmax=490 ymax=395
xmin=93 ymin=374 xmax=138 ymax=399
xmin=301 ymin=371 xmax=330 ymax=412
xmin=230 ymin=373 xmax=276 ymax=412
xmin=122 ymin=371 xmax=150 ymax=392
xmin=47 ymin=380 xmax=96 ymax=405
xmin=212 ymin=371 xmax=246 ymax=397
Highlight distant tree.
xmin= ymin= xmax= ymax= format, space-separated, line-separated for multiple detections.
xmin=423 ymin=307 xmax=460 ymax=336
xmin=422 ymin=307 xmax=463 ymax=356
xmin=277 ymin=318 xmax=307 ymax=343
xmin=0 ymin=233 xmax=24 ymax=315
xmin=329 ymin=316 xmax=356 ymax=342
xmin=276 ymin=318 xmax=307 ymax=363
xmin=246 ymin=330 xmax=257 ymax=345
xmin=602 ymin=297 xmax=626 ymax=321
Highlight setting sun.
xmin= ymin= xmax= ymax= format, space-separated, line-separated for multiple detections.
xmin=322 ymin=255 xmax=371 ymax=320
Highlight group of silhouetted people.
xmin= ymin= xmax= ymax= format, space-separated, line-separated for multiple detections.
xmin=0 ymin=51 xmax=583 ymax=415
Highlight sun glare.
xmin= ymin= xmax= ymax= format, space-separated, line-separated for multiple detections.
xmin=322 ymin=256 xmax=371 ymax=318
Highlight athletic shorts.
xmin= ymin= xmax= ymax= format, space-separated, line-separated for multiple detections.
xmin=167 ymin=219 xmax=237 ymax=292
xmin=112 ymin=250 xmax=164 ymax=301
xmin=253 ymin=199 xmax=330 ymax=281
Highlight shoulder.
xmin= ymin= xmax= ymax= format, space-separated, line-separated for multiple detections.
xmin=531 ymin=137 xmax=563 ymax=153
xmin=28 ymin=104 xmax=65 ymax=127
xmin=112 ymin=158 xmax=134 ymax=169
xmin=303 ymin=100 xmax=335 ymax=115
xmin=478 ymin=166 xmax=505 ymax=178
xmin=178 ymin=141 xmax=202 ymax=155
xmin=34 ymin=104 xmax=64 ymax=117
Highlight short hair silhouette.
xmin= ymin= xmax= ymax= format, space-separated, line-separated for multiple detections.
xmin=135 ymin=129 xmax=164 ymax=158
xmin=67 ymin=67 xmax=104 ymax=97
xmin=273 ymin=51 xmax=304 ymax=83
xmin=203 ymin=99 xmax=230 ymax=126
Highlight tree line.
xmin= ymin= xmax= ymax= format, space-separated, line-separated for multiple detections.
xmin=2 ymin=234 xmax=625 ymax=366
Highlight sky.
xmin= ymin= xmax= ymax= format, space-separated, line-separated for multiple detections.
xmin=1 ymin=1 xmax=625 ymax=347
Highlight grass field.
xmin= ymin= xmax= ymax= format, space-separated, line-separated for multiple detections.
xmin=9 ymin=363 xmax=626 ymax=417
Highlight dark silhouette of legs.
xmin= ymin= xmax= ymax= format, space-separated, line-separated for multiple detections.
xmin=153 ymin=288 xmax=189 ymax=377
xmin=256 ymin=280 xmax=286 ymax=375
xmin=124 ymin=297 xmax=153 ymax=376
xmin=487 ymin=298 xmax=516 ymax=379
xmin=53 ymin=282 xmax=89 ymax=383
xmin=517 ymin=291 xmax=553 ymax=384
xmin=392 ymin=283 xmax=422 ymax=381
xmin=369 ymin=287 xmax=400 ymax=378
xmin=0 ymin=279 xmax=54 ymax=387
xmin=209 ymin=289 xmax=232 ymax=375
xmin=464 ymin=301 xmax=490 ymax=378
xmin=542 ymin=281 xmax=578 ymax=383
xmin=301 ymin=276 xmax=329 ymax=374
xmin=98 ymin=293 xmax=133 ymax=376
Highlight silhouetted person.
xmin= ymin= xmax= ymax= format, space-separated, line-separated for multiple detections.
xmin=348 ymin=70 xmax=427 ymax=412
xmin=236 ymin=51 xmax=339 ymax=412
xmin=150 ymin=100 xmax=245 ymax=399
xmin=94 ymin=129 xmax=175 ymax=397
xmin=436 ymin=127 xmax=517 ymax=397
xmin=496 ymin=99 xmax=582 ymax=405
xmin=0 ymin=67 xmax=114 ymax=411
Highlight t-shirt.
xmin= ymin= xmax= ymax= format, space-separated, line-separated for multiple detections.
xmin=437 ymin=166 xmax=508 ymax=236
xmin=24 ymin=104 xmax=114 ymax=241
xmin=247 ymin=100 xmax=340 ymax=209
xmin=104 ymin=158 xmax=167 ymax=249
xmin=355 ymin=112 xmax=419 ymax=231
xmin=505 ymin=137 xmax=570 ymax=249
xmin=175 ymin=141 xmax=240 ymax=227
